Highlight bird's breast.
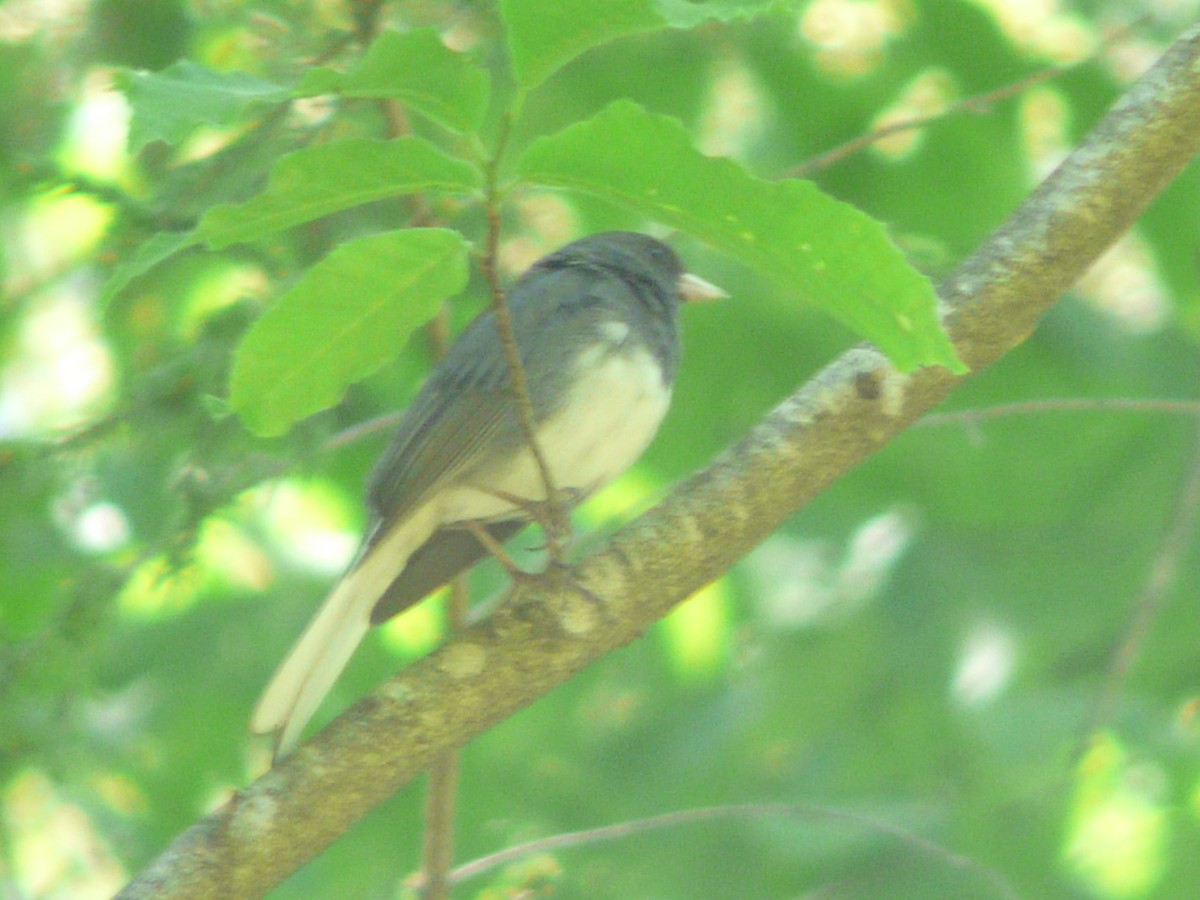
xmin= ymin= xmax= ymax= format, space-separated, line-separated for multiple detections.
xmin=437 ymin=338 xmax=671 ymax=523
xmin=541 ymin=338 xmax=672 ymax=487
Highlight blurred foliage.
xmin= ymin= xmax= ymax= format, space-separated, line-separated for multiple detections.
xmin=2 ymin=1 xmax=1200 ymax=899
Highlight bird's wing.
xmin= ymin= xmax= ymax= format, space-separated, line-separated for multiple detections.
xmin=366 ymin=265 xmax=614 ymax=526
xmin=365 ymin=373 xmax=518 ymax=527
xmin=369 ymin=519 xmax=528 ymax=624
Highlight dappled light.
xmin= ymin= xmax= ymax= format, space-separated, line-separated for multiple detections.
xmin=3 ymin=2 xmax=1199 ymax=898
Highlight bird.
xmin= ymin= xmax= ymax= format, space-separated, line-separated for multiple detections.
xmin=251 ymin=231 xmax=726 ymax=756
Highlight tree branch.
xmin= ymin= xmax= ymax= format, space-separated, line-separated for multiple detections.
xmin=117 ymin=24 xmax=1200 ymax=900
xmin=450 ymin=802 xmax=1017 ymax=897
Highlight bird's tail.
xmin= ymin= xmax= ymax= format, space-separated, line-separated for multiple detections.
xmin=252 ymin=518 xmax=419 ymax=757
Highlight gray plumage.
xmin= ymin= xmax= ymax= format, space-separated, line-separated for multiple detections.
xmin=365 ymin=232 xmax=687 ymax=620
xmin=253 ymin=231 xmax=722 ymax=756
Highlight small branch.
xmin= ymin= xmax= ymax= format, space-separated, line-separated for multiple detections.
xmin=418 ymin=304 xmax=467 ymax=900
xmin=306 ymin=0 xmax=386 ymax=65
xmin=420 ymin=641 xmax=463 ymax=900
xmin=449 ymin=802 xmax=1018 ymax=899
xmin=792 ymin=65 xmax=1063 ymax=176
xmin=1078 ymin=420 xmax=1200 ymax=756
xmin=791 ymin=21 xmax=1143 ymax=177
xmin=419 ymin=757 xmax=461 ymax=900
xmin=920 ymin=395 xmax=1200 ymax=756
xmin=920 ymin=397 xmax=1200 ymax=429
xmin=479 ymin=115 xmax=569 ymax=561
xmin=320 ymin=412 xmax=407 ymax=452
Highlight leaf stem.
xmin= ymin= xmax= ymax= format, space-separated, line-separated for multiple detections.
xmin=1077 ymin=419 xmax=1200 ymax=760
xmin=480 ymin=112 xmax=570 ymax=561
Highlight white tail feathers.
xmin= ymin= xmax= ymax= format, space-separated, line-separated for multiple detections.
xmin=252 ymin=516 xmax=423 ymax=757
xmin=251 ymin=574 xmax=370 ymax=756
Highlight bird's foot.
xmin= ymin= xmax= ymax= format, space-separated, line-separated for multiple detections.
xmin=464 ymin=518 xmax=601 ymax=609
xmin=463 ymin=520 xmax=527 ymax=579
xmin=486 ymin=487 xmax=580 ymax=568
xmin=542 ymin=555 xmax=603 ymax=607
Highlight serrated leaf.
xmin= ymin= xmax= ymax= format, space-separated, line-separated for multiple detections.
xmin=124 ymin=61 xmax=289 ymax=152
xmin=229 ymin=229 xmax=469 ymax=436
xmin=516 ymin=100 xmax=963 ymax=372
xmin=100 ymin=230 xmax=198 ymax=307
xmin=196 ymin=138 xmax=482 ymax=249
xmin=499 ymin=0 xmax=667 ymax=89
xmin=295 ymin=29 xmax=489 ymax=133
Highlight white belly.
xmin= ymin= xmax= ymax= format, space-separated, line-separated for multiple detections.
xmin=437 ymin=344 xmax=671 ymax=523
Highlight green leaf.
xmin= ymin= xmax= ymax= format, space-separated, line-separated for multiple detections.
xmin=124 ymin=60 xmax=289 ymax=152
xmin=499 ymin=0 xmax=667 ymax=89
xmin=196 ymin=138 xmax=483 ymax=249
xmin=497 ymin=0 xmax=780 ymax=89
xmin=653 ymin=0 xmax=784 ymax=27
xmin=100 ymin=230 xmax=199 ymax=307
xmin=516 ymin=100 xmax=963 ymax=372
xmin=295 ymin=29 xmax=489 ymax=134
xmin=201 ymin=394 xmax=232 ymax=420
xmin=229 ymin=229 xmax=470 ymax=436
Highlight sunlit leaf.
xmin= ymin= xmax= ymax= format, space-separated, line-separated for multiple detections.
xmin=654 ymin=0 xmax=784 ymax=26
xmin=229 ymin=228 xmax=470 ymax=435
xmin=498 ymin=0 xmax=666 ymax=89
xmin=296 ymin=29 xmax=489 ymax=133
xmin=516 ymin=100 xmax=962 ymax=372
xmin=498 ymin=0 xmax=780 ymax=89
xmin=124 ymin=61 xmax=289 ymax=152
xmin=100 ymin=230 xmax=198 ymax=306
xmin=197 ymin=138 xmax=483 ymax=249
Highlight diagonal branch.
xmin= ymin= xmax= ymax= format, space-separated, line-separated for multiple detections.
xmin=117 ymin=24 xmax=1200 ymax=900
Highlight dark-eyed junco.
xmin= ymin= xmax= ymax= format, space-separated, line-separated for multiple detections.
xmin=252 ymin=231 xmax=725 ymax=755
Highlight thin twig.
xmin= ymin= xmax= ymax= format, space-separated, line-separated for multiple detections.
xmin=304 ymin=0 xmax=386 ymax=65
xmin=919 ymin=395 xmax=1200 ymax=759
xmin=920 ymin=397 xmax=1200 ymax=428
xmin=420 ymin=750 xmax=461 ymax=900
xmin=319 ymin=411 xmax=406 ymax=452
xmin=791 ymin=21 xmax=1144 ymax=177
xmin=448 ymin=802 xmax=1018 ymax=899
xmin=479 ymin=115 xmax=568 ymax=561
xmin=1077 ymin=419 xmax=1200 ymax=759
xmin=316 ymin=397 xmax=1200 ymax=457
xmin=796 ymin=64 xmax=1060 ymax=176
xmin=419 ymin=576 xmax=471 ymax=900
xmin=419 ymin=302 xmax=465 ymax=900
xmin=791 ymin=65 xmax=1064 ymax=177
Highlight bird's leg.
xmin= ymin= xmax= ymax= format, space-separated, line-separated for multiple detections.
xmin=499 ymin=491 xmax=607 ymax=611
xmin=486 ymin=487 xmax=580 ymax=567
xmin=463 ymin=520 xmax=526 ymax=579
xmin=476 ymin=194 xmax=571 ymax=567
xmin=466 ymin=503 xmax=603 ymax=611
